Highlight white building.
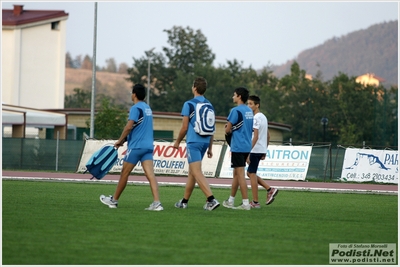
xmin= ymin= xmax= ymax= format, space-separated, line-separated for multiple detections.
xmin=2 ymin=4 xmax=69 ymax=109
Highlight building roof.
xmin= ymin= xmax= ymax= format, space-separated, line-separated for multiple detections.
xmin=357 ymin=73 xmax=386 ymax=82
xmin=2 ymin=104 xmax=67 ymax=127
xmin=2 ymin=5 xmax=68 ymax=27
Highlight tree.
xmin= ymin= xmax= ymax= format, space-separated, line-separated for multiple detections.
xmin=163 ymin=26 xmax=215 ymax=74
xmin=127 ymin=52 xmax=173 ymax=112
xmin=105 ymin=58 xmax=117 ymax=73
xmin=72 ymin=55 xmax=82 ymax=69
xmin=328 ymin=72 xmax=374 ymax=145
xmin=278 ymin=62 xmax=330 ymax=142
xmin=121 ymin=26 xmax=397 ymax=146
xmin=81 ymin=55 xmax=92 ymax=70
xmin=118 ymin=62 xmax=129 ymax=74
xmin=64 ymin=88 xmax=91 ymax=108
xmin=65 ymin=52 xmax=73 ymax=68
xmin=87 ymin=98 xmax=128 ymax=139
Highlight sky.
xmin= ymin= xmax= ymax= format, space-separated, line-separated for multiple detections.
xmin=2 ymin=1 xmax=398 ymax=70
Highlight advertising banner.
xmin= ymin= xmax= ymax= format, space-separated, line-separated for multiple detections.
xmin=218 ymin=145 xmax=312 ymax=181
xmin=340 ymin=148 xmax=398 ymax=184
xmin=77 ymin=140 xmax=223 ymax=177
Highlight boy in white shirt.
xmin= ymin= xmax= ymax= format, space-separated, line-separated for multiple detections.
xmin=247 ymin=95 xmax=278 ymax=208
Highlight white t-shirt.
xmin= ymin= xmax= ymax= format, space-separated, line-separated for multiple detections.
xmin=251 ymin=112 xmax=268 ymax=153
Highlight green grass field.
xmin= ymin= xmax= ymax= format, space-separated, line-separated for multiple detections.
xmin=2 ymin=180 xmax=398 ymax=265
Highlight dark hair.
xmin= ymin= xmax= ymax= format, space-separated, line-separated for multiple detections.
xmin=234 ymin=87 xmax=249 ymax=103
xmin=248 ymin=95 xmax=261 ymax=107
xmin=193 ymin=77 xmax=207 ymax=95
xmin=132 ymin=84 xmax=146 ymax=100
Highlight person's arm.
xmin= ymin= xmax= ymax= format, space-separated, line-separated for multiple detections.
xmin=114 ymin=120 xmax=134 ymax=148
xmin=225 ymin=122 xmax=232 ymax=135
xmin=173 ymin=116 xmax=189 ymax=149
xmin=207 ymin=135 xmax=214 ymax=158
xmin=261 ymin=130 xmax=271 ymax=160
xmin=252 ymin=128 xmax=259 ymax=149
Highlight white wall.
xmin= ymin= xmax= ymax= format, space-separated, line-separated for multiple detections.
xmin=2 ymin=18 xmax=67 ymax=109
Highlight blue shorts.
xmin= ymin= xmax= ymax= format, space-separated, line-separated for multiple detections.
xmin=247 ymin=153 xmax=265 ymax=173
xmin=123 ymin=148 xmax=153 ymax=165
xmin=186 ymin=142 xmax=208 ymax=164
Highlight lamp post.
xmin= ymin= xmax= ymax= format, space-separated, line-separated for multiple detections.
xmin=321 ymin=117 xmax=328 ymax=142
xmin=89 ymin=2 xmax=98 ymax=138
xmin=145 ymin=47 xmax=155 ymax=106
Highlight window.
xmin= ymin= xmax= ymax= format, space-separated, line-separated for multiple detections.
xmin=51 ymin=21 xmax=60 ymax=31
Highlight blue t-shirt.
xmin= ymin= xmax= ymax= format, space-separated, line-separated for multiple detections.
xmin=181 ymin=96 xmax=212 ymax=144
xmin=127 ymin=101 xmax=154 ymax=150
xmin=227 ymin=104 xmax=253 ymax=152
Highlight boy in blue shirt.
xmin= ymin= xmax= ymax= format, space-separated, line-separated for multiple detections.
xmin=173 ymin=77 xmax=220 ymax=211
xmin=223 ymin=87 xmax=254 ymax=210
xmin=100 ymin=84 xmax=163 ymax=211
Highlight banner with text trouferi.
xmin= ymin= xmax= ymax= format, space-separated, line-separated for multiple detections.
xmin=218 ymin=145 xmax=313 ymax=181
xmin=340 ymin=148 xmax=398 ymax=184
xmin=77 ymin=140 xmax=223 ymax=177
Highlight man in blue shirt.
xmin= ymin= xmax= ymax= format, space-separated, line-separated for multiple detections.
xmin=173 ymin=77 xmax=220 ymax=211
xmin=100 ymin=84 xmax=163 ymax=211
xmin=223 ymin=87 xmax=254 ymax=210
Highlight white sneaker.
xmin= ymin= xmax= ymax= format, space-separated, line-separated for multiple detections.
xmin=145 ymin=202 xmax=164 ymax=211
xmin=233 ymin=203 xmax=251 ymax=210
xmin=222 ymin=200 xmax=234 ymax=209
xmin=100 ymin=195 xmax=118 ymax=208
xmin=174 ymin=199 xmax=188 ymax=209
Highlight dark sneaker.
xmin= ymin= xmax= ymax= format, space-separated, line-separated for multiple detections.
xmin=203 ymin=199 xmax=220 ymax=211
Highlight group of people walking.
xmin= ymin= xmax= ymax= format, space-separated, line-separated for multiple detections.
xmin=100 ymin=77 xmax=278 ymax=211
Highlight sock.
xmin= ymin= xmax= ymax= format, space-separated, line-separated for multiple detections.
xmin=182 ymin=198 xmax=188 ymax=203
xmin=253 ymin=200 xmax=259 ymax=204
xmin=228 ymin=196 xmax=235 ymax=203
xmin=243 ymin=199 xmax=249 ymax=205
xmin=207 ymin=195 xmax=215 ymax=202
xmin=267 ymin=188 xmax=271 ymax=192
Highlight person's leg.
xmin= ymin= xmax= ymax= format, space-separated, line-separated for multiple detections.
xmin=223 ymin=152 xmax=241 ymax=208
xmin=247 ymin=153 xmax=262 ymax=203
xmin=189 ymin=161 xmax=212 ymax=197
xmin=190 ymin=161 xmax=219 ymax=210
xmin=183 ymin=170 xmax=196 ymax=200
xmin=230 ymin=173 xmax=239 ymax=198
xmin=229 ymin=152 xmax=240 ymax=198
xmin=184 ymin=142 xmax=219 ymax=210
xmin=100 ymin=160 xmax=135 ymax=208
xmin=186 ymin=142 xmax=214 ymax=198
xmin=113 ymin=160 xmax=135 ymax=200
xmin=141 ymin=159 xmax=160 ymax=202
xmin=248 ymin=172 xmax=259 ymax=202
xmin=235 ymin=166 xmax=248 ymax=200
xmin=257 ymin=176 xmax=271 ymax=191
xmin=174 ymin=169 xmax=196 ymax=208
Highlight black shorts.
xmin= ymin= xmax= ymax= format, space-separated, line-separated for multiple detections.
xmin=231 ymin=152 xmax=249 ymax=168
xmin=247 ymin=153 xmax=265 ymax=173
